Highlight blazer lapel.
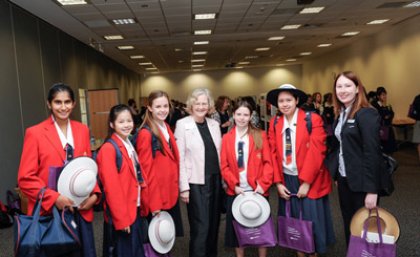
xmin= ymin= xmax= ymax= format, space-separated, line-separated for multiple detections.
xmin=295 ymin=110 xmax=306 ymax=155
xmin=275 ymin=116 xmax=285 ymax=158
xmin=227 ymin=129 xmax=239 ymax=171
xmin=43 ymin=119 xmax=66 ymax=163
xmin=160 ymin=124 xmax=175 ymax=161
xmin=112 ymin=135 xmax=137 ymax=181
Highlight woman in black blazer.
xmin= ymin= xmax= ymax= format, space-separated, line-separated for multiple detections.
xmin=325 ymin=71 xmax=385 ymax=245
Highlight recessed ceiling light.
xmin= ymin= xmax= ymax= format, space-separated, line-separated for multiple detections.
xmin=341 ymin=31 xmax=360 ymax=36
xmin=281 ymin=24 xmax=301 ymax=30
xmin=56 ymin=0 xmax=87 ymax=5
xmin=130 ymin=55 xmax=145 ymax=59
xmin=255 ymin=47 xmax=270 ymax=51
xmin=235 ymin=66 xmax=244 ymax=69
xmin=245 ymin=55 xmax=258 ymax=59
xmin=268 ymin=36 xmax=285 ymax=41
xmin=117 ymin=45 xmax=134 ymax=50
xmin=194 ymin=30 xmax=212 ymax=35
xmin=194 ymin=41 xmax=209 ymax=45
xmin=192 ymin=64 xmax=204 ymax=67
xmin=104 ymin=35 xmax=124 ymax=40
xmin=191 ymin=59 xmax=206 ymax=62
xmin=238 ymin=61 xmax=250 ymax=65
xmin=139 ymin=62 xmax=152 ymax=65
xmin=178 ymin=60 xmax=184 ymax=63
xmin=192 ymin=51 xmax=207 ymax=55
xmin=194 ymin=13 xmax=216 ymax=20
xmin=317 ymin=43 xmax=332 ymax=47
xmin=299 ymin=7 xmax=325 ymax=14
xmin=193 ymin=69 xmax=202 ymax=72
xmin=112 ymin=18 xmax=136 ymax=25
xmin=300 ymin=52 xmax=312 ymax=56
xmin=404 ymin=1 xmax=420 ymax=7
xmin=286 ymin=58 xmax=296 ymax=62
xmin=145 ymin=67 xmax=157 ymax=70
xmin=367 ymin=19 xmax=390 ymax=25
xmin=276 ymin=64 xmax=285 ymax=66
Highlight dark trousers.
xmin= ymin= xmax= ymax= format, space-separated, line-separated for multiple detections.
xmin=75 ymin=212 xmax=97 ymax=257
xmin=187 ymin=174 xmax=221 ymax=257
xmin=337 ymin=175 xmax=366 ymax=246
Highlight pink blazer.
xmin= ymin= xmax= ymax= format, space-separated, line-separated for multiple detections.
xmin=174 ymin=116 xmax=222 ymax=192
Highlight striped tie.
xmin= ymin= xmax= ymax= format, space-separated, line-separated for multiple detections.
xmin=285 ymin=128 xmax=292 ymax=165
xmin=237 ymin=141 xmax=245 ymax=172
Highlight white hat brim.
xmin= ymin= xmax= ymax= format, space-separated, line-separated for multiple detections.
xmin=148 ymin=211 xmax=175 ymax=254
xmin=232 ymin=192 xmax=271 ymax=228
xmin=57 ymin=156 xmax=98 ymax=207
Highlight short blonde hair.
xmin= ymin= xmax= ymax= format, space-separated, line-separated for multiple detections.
xmin=186 ymin=88 xmax=215 ymax=114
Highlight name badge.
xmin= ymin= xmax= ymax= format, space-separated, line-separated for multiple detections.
xmin=347 ymin=119 xmax=355 ymax=123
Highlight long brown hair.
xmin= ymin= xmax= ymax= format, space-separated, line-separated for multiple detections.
xmin=332 ymin=71 xmax=370 ymax=119
xmin=232 ymin=100 xmax=262 ymax=150
xmin=140 ymin=90 xmax=172 ymax=155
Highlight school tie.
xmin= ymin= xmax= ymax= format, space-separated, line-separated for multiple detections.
xmin=237 ymin=141 xmax=245 ymax=172
xmin=65 ymin=144 xmax=74 ymax=162
xmin=285 ymin=128 xmax=292 ymax=165
xmin=132 ymin=151 xmax=144 ymax=183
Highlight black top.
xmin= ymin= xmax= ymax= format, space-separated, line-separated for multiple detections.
xmin=196 ymin=120 xmax=220 ymax=176
xmin=218 ymin=111 xmax=230 ymax=135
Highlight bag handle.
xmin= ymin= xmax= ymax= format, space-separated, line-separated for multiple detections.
xmin=362 ymin=208 xmax=384 ymax=244
xmin=284 ymin=194 xmax=303 ymax=220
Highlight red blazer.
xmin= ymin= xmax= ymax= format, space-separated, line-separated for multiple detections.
xmin=97 ymin=133 xmax=147 ymax=230
xmin=17 ymin=117 xmax=100 ymax=222
xmin=136 ymin=123 xmax=180 ymax=213
xmin=267 ymin=109 xmax=332 ymax=199
xmin=221 ymin=128 xmax=273 ymax=196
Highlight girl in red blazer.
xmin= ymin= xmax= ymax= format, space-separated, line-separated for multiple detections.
xmin=136 ymin=90 xmax=183 ymax=236
xmin=17 ymin=83 xmax=100 ymax=257
xmin=96 ymin=104 xmax=146 ymax=257
xmin=267 ymin=84 xmax=335 ymax=257
xmin=220 ymin=100 xmax=273 ymax=257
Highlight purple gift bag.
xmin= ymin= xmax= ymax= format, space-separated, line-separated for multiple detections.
xmin=346 ymin=209 xmax=396 ymax=257
xmin=379 ymin=126 xmax=390 ymax=141
xmin=143 ymin=243 xmax=172 ymax=257
xmin=48 ymin=166 xmax=64 ymax=191
xmin=232 ymin=216 xmax=277 ymax=248
xmin=277 ymin=199 xmax=315 ymax=253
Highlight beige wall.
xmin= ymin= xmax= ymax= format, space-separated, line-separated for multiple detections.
xmin=141 ymin=65 xmax=302 ymax=103
xmin=301 ymin=14 xmax=420 ymax=119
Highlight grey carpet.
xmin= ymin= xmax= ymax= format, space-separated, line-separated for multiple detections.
xmin=1 ymin=145 xmax=419 ymax=257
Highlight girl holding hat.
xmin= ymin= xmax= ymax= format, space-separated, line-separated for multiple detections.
xmin=96 ymin=104 xmax=146 ymax=257
xmin=325 ymin=71 xmax=385 ymax=245
xmin=174 ymin=88 xmax=222 ymax=257
xmin=267 ymin=84 xmax=335 ymax=257
xmin=220 ymin=100 xmax=273 ymax=257
xmin=135 ymin=90 xmax=184 ymax=236
xmin=17 ymin=83 xmax=100 ymax=257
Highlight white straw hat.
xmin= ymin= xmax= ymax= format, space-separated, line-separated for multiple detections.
xmin=148 ymin=211 xmax=176 ymax=254
xmin=232 ymin=191 xmax=271 ymax=228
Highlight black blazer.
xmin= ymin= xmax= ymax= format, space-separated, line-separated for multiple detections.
xmin=325 ymin=107 xmax=383 ymax=193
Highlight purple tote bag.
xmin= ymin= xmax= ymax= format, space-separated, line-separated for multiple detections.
xmin=277 ymin=199 xmax=315 ymax=253
xmin=232 ymin=216 xmax=277 ymax=248
xmin=346 ymin=209 xmax=396 ymax=257
xmin=143 ymin=243 xmax=172 ymax=257
xmin=48 ymin=166 xmax=64 ymax=191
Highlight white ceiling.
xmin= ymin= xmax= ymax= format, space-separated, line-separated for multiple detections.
xmin=10 ymin=0 xmax=420 ymax=74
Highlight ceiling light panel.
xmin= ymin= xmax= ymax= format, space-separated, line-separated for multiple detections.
xmin=130 ymin=55 xmax=145 ymax=59
xmin=286 ymin=58 xmax=296 ymax=62
xmin=194 ymin=13 xmax=216 ymax=20
xmin=191 ymin=59 xmax=206 ymax=62
xmin=255 ymin=47 xmax=270 ymax=51
xmin=112 ymin=18 xmax=136 ymax=25
xmin=317 ymin=43 xmax=332 ymax=47
xmin=238 ymin=62 xmax=250 ymax=65
xmin=192 ymin=64 xmax=204 ymax=67
xmin=404 ymin=1 xmax=420 ymax=7
xmin=192 ymin=51 xmax=207 ymax=55
xmin=56 ymin=0 xmax=87 ymax=5
xmin=268 ymin=36 xmax=285 ymax=41
xmin=194 ymin=41 xmax=209 ymax=45
xmin=117 ymin=45 xmax=134 ymax=50
xmin=139 ymin=62 xmax=152 ymax=66
xmin=341 ymin=31 xmax=360 ymax=36
xmin=194 ymin=30 xmax=212 ymax=35
xmin=299 ymin=7 xmax=325 ymax=14
xmin=300 ymin=52 xmax=312 ymax=56
xmin=281 ymin=24 xmax=301 ymax=30
xmin=104 ymin=35 xmax=124 ymax=40
xmin=367 ymin=19 xmax=390 ymax=25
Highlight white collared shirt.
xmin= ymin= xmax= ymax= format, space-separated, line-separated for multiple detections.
xmin=52 ymin=115 xmax=74 ymax=150
xmin=335 ymin=106 xmax=352 ymax=177
xmin=282 ymin=109 xmax=299 ymax=176
xmin=156 ymin=121 xmax=170 ymax=143
xmin=235 ymin=128 xmax=252 ymax=191
xmin=115 ymin=134 xmax=141 ymax=206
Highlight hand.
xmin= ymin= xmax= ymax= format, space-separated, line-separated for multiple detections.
xmin=78 ymin=194 xmax=98 ymax=211
xmin=180 ymin=191 xmax=190 ymax=204
xmin=122 ymin=226 xmax=131 ymax=234
xmin=364 ymin=193 xmax=378 ymax=209
xmin=234 ymin=186 xmax=245 ymax=195
xmin=55 ymin=195 xmax=74 ymax=212
xmin=276 ymin=183 xmax=290 ymax=200
xmin=254 ymin=183 xmax=264 ymax=195
xmin=297 ymin=182 xmax=310 ymax=198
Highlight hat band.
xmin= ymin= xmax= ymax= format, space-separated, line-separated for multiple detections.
xmin=69 ymin=168 xmax=88 ymax=197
